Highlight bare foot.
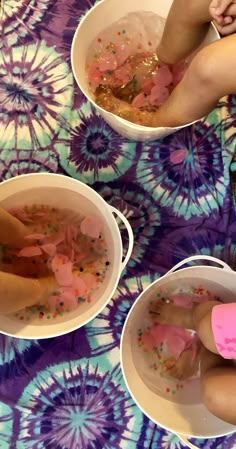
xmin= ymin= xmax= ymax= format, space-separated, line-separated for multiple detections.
xmin=162 ymin=341 xmax=201 ymax=380
xmin=95 ymin=86 xmax=162 ymax=127
xmin=149 ymin=301 xmax=195 ymax=329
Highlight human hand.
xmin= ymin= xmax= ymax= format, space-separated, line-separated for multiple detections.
xmin=209 ymin=0 xmax=236 ymax=25
xmin=214 ymin=15 xmax=236 ymax=34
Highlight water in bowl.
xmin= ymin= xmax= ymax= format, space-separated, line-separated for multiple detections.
xmin=130 ymin=277 xmax=234 ymax=405
xmin=0 ymin=204 xmax=110 ymax=323
xmin=86 ymin=11 xmax=191 ymax=126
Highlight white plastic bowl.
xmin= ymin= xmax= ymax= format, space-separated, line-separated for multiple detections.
xmin=71 ymin=0 xmax=219 ymax=141
xmin=121 ymin=256 xmax=236 ymax=447
xmin=0 ymin=173 xmax=133 ymax=339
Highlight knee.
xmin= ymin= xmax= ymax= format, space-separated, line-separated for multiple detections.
xmin=189 ymin=51 xmax=214 ymax=85
xmin=201 ymin=371 xmax=236 ymax=425
xmin=185 ymin=49 xmax=222 ymax=97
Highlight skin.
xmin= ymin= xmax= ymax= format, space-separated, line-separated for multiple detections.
xmin=209 ymin=0 xmax=236 ymax=26
xmin=0 ymin=207 xmax=29 ymax=247
xmin=151 ymin=300 xmax=236 ymax=425
xmin=0 ymin=271 xmax=58 ymax=314
xmin=97 ymin=0 xmax=236 ymax=128
xmin=0 ymin=207 xmax=58 ymax=314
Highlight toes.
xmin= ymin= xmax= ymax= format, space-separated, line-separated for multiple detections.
xmin=149 ymin=302 xmax=168 ymax=322
xmin=162 ymin=357 xmax=176 ymax=374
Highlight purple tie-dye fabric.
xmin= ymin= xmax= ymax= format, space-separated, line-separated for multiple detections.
xmin=0 ymin=1 xmax=235 ymax=448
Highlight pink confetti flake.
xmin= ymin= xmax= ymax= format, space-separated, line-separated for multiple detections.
xmin=149 ymin=323 xmax=194 ymax=360
xmin=40 ymin=243 xmax=57 ymax=257
xmin=24 ymin=233 xmax=45 ymax=240
xmin=170 ymin=149 xmax=188 ymax=165
xmin=17 ymin=246 xmax=43 ymax=257
xmin=80 ymin=215 xmax=103 ymax=239
xmin=52 ymin=260 xmax=73 ymax=286
xmin=45 ymin=230 xmax=65 ymax=246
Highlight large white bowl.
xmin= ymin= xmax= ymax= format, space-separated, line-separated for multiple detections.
xmin=0 ymin=173 xmax=133 ymax=339
xmin=120 ymin=256 xmax=236 ymax=447
xmin=71 ymin=0 xmax=219 ymax=142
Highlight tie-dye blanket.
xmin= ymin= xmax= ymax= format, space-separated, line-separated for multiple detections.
xmin=0 ymin=1 xmax=235 ymax=448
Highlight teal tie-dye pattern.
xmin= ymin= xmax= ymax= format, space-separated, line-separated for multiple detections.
xmin=0 ymin=1 xmax=235 ymax=449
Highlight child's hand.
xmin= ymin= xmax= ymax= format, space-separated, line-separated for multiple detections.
xmin=214 ymin=16 xmax=236 ymax=34
xmin=209 ymin=0 xmax=236 ymax=23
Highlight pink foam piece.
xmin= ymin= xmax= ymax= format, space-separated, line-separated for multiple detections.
xmin=149 ymin=323 xmax=167 ymax=344
xmin=24 ymin=233 xmax=45 ymax=240
xmin=54 ymin=261 xmax=74 ymax=286
xmin=58 ymin=287 xmax=77 ymax=302
xmin=171 ymin=293 xmax=210 ymax=307
xmin=17 ymin=246 xmax=43 ymax=257
xmin=131 ymin=92 xmax=148 ymax=109
xmin=80 ymin=215 xmax=103 ymax=239
xmin=170 ymin=149 xmax=188 ymax=165
xmin=149 ymin=323 xmax=194 ymax=359
xmin=150 ymin=85 xmax=169 ymax=106
xmin=72 ymin=276 xmax=88 ymax=296
xmin=51 ymin=254 xmax=69 ymax=272
xmin=41 ymin=243 xmax=57 ymax=257
xmin=98 ymin=52 xmax=118 ymax=72
xmin=152 ymin=64 xmax=173 ymax=88
xmin=116 ymin=43 xmax=130 ymax=66
xmin=171 ymin=293 xmax=194 ymax=307
xmin=166 ymin=334 xmax=187 ymax=360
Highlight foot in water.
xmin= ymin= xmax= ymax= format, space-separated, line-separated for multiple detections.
xmin=162 ymin=339 xmax=202 ymax=380
xmin=149 ymin=301 xmax=195 ymax=330
xmin=95 ymin=86 xmax=162 ymax=127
